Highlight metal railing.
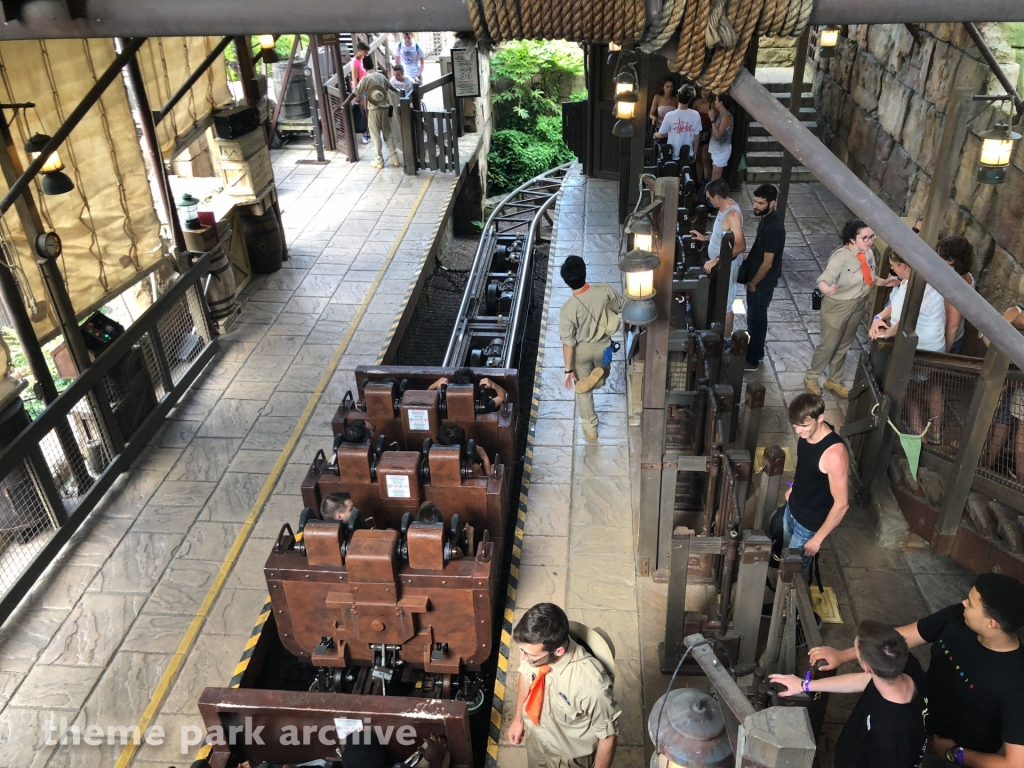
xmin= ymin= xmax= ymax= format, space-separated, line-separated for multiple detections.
xmin=0 ymin=254 xmax=218 ymax=623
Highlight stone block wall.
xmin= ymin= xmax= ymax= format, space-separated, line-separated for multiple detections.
xmin=813 ymin=23 xmax=1024 ymax=312
xmin=757 ymin=35 xmax=799 ymax=68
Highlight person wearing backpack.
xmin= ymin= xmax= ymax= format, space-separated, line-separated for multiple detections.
xmin=558 ymin=256 xmax=625 ymax=440
xmin=508 ymin=603 xmax=620 ymax=768
xmin=395 ymin=32 xmax=426 ymax=83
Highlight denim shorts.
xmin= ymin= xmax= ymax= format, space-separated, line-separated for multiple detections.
xmin=783 ymin=503 xmax=816 ymax=578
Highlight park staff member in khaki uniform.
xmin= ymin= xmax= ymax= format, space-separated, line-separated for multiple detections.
xmin=508 ymin=603 xmax=620 ymax=768
xmin=559 ymin=255 xmax=625 ymax=440
xmin=343 ymin=67 xmax=400 ymax=170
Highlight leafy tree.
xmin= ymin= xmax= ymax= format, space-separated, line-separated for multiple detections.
xmin=487 ymin=41 xmax=583 ymax=192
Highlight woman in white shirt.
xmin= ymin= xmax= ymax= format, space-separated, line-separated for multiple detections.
xmin=869 ymin=252 xmax=948 ymax=441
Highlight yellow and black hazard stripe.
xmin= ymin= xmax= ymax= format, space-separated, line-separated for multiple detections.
xmin=193 ymin=595 xmax=273 ymax=762
xmin=484 ymin=173 xmax=563 ymax=768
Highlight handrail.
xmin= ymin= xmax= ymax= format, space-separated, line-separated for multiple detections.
xmin=0 ymin=252 xmax=211 ymax=480
xmin=964 ymin=23 xmax=1024 ymax=118
xmin=416 ymin=71 xmax=453 ymax=96
xmin=341 ymin=33 xmax=390 ymax=78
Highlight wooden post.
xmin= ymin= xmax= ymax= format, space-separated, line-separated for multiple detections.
xmin=741 ymin=383 xmax=765 ymax=482
xmin=234 ymin=37 xmax=262 ymax=111
xmin=400 ymin=98 xmax=417 ymax=174
xmin=937 ymin=345 xmax=1011 ymax=535
xmin=776 ymin=27 xmax=810 ymax=217
xmin=658 ymin=527 xmax=691 ymax=672
xmin=638 ymin=178 xmax=679 ymax=576
xmin=753 ymin=444 xmax=786 ymax=530
xmin=734 ymin=531 xmax=771 ymax=664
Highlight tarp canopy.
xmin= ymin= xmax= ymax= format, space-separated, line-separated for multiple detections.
xmin=0 ymin=36 xmax=231 ymax=342
xmin=135 ymin=36 xmax=233 ymax=157
xmin=0 ymin=37 xmax=166 ymax=342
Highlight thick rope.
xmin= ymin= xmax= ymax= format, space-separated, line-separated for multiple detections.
xmin=640 ymin=0 xmax=687 ymax=54
xmin=464 ymin=0 xmax=812 ymax=92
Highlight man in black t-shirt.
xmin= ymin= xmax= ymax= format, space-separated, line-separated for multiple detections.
xmin=771 ymin=620 xmax=928 ymax=768
xmin=742 ymin=183 xmax=785 ymax=371
xmin=810 ymin=573 xmax=1024 ymax=768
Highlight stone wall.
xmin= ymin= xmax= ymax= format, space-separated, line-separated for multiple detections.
xmin=757 ymin=35 xmax=799 ymax=68
xmin=813 ymin=23 xmax=1024 ymax=311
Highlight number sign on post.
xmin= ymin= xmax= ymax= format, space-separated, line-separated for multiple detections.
xmin=451 ymin=47 xmax=481 ymax=98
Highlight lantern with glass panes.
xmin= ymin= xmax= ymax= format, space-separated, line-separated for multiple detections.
xmin=176 ymin=193 xmax=202 ymax=231
xmin=619 ymin=211 xmax=661 ymax=325
xmin=612 ymin=65 xmax=638 ymax=138
xmin=818 ymin=26 xmax=840 ymax=58
xmin=977 ymin=122 xmax=1021 ymax=185
xmin=23 ymin=133 xmax=75 ymax=195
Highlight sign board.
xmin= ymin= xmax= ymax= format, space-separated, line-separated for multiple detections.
xmin=451 ymin=47 xmax=481 ymax=98
xmin=385 ymin=474 xmax=411 ymax=498
xmin=407 ymin=408 xmax=430 ymax=432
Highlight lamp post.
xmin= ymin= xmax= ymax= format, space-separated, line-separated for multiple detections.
xmin=22 ymin=132 xmax=75 ymax=195
xmin=620 ymin=212 xmax=661 ymax=325
xmin=818 ymin=26 xmax=840 ymax=58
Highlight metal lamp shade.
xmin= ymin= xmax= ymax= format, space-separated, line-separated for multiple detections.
xmin=613 ymin=119 xmax=634 ymax=138
xmin=622 ymin=297 xmax=658 ymax=325
xmin=41 ymin=170 xmax=75 ymax=196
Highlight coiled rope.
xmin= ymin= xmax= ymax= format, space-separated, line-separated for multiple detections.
xmin=466 ymin=0 xmax=813 ymax=91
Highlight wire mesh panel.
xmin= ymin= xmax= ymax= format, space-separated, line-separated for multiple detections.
xmin=101 ymin=345 xmax=160 ymax=445
xmin=47 ymin=406 xmax=114 ymax=500
xmin=900 ymin=359 xmax=976 ymax=461
xmin=137 ymin=331 xmax=171 ymax=400
xmin=0 ymin=457 xmax=59 ymax=595
xmin=977 ymin=374 xmax=1024 ymax=495
xmin=668 ymin=351 xmax=688 ymax=391
xmin=159 ymin=284 xmax=212 ymax=386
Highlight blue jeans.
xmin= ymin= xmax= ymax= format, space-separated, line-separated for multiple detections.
xmin=782 ymin=503 xmax=816 ymax=579
xmin=745 ymin=285 xmax=774 ymax=366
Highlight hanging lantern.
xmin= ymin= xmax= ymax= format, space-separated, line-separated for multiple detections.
xmin=176 ymin=193 xmax=201 ymax=231
xmin=612 ymin=69 xmax=638 ymax=138
xmin=23 ymin=133 xmax=75 ymax=196
xmin=619 ymin=213 xmax=661 ymax=325
xmin=818 ymin=26 xmax=840 ymax=58
xmin=976 ymin=123 xmax=1021 ymax=184
xmin=258 ymin=34 xmax=280 ymax=64
xmin=648 ymin=689 xmax=733 ymax=768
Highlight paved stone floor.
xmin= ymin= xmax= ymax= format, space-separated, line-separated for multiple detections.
xmin=0 ymin=156 xmax=973 ymax=768
xmin=493 ymin=173 xmax=974 ymax=768
xmin=0 ymin=134 xmax=478 ymax=768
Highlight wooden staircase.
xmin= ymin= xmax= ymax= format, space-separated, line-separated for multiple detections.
xmin=745 ymin=79 xmax=819 ymax=183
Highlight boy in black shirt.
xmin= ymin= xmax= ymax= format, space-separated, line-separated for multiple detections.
xmin=810 ymin=573 xmax=1024 ymax=768
xmin=771 ymin=620 xmax=928 ymax=768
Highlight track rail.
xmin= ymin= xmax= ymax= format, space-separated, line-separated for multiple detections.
xmin=444 ymin=164 xmax=570 ymax=369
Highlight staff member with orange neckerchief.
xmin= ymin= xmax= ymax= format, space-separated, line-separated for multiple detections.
xmin=508 ymin=603 xmax=620 ymax=768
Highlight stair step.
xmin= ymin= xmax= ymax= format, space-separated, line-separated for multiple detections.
xmin=746 ymin=135 xmax=785 ymax=153
xmin=745 ymin=168 xmax=819 ymax=183
xmin=763 ymin=80 xmax=809 ymax=94
xmin=745 ymin=150 xmax=793 ymax=168
xmin=772 ymin=90 xmax=815 ymax=105
xmin=748 ymin=120 xmax=819 ymax=138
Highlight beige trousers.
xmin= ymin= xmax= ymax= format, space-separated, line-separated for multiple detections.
xmin=806 ymin=294 xmax=868 ymax=384
xmin=573 ymin=340 xmax=609 ymax=432
xmin=525 ymin=731 xmax=595 ymax=768
xmin=367 ymin=107 xmax=398 ymax=164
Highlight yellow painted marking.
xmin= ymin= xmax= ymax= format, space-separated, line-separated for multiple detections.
xmin=501 ymin=629 xmax=512 ymax=647
xmin=233 ymin=660 xmax=249 ymax=677
xmin=512 ymin=544 xmax=522 ymax=558
xmin=494 ymin=679 xmax=505 ymax=700
xmin=514 ymin=528 xmax=523 ymax=541
xmin=487 ymin=742 xmax=499 ymax=759
xmin=197 ymin=745 xmax=212 ymax=759
xmin=510 ymin=564 xmax=519 ymax=579
xmin=508 ymin=586 xmax=517 ymax=601
xmin=115 ymin=175 xmax=436 ymax=768
xmin=504 ymin=607 xmax=514 ymax=623
xmin=498 ymin=654 xmax=508 ymax=673
xmin=491 ymin=709 xmax=503 ymax=729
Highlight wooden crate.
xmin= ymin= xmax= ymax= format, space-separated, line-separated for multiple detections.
xmin=220 ymin=146 xmax=274 ymax=198
xmin=212 ymin=129 xmax=267 ymax=163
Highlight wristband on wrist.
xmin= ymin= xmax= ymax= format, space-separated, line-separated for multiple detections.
xmin=955 ymin=747 xmax=965 ymax=766
xmin=564 ymin=370 xmax=573 ymax=374
xmin=802 ymin=670 xmax=812 ymax=693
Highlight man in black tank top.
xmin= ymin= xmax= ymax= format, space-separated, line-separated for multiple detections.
xmin=784 ymin=393 xmax=850 ymax=577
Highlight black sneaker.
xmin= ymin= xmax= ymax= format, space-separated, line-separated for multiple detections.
xmin=744 ymin=361 xmax=760 ymax=371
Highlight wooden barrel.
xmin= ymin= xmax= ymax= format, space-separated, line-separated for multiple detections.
xmin=272 ymin=61 xmax=311 ymax=121
xmin=241 ymin=210 xmax=284 ymax=274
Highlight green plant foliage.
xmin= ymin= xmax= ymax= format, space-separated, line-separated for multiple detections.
xmin=2 ymin=328 xmax=72 ymax=420
xmin=487 ymin=40 xmax=583 ymax=193
xmin=223 ymin=35 xmax=309 ymax=82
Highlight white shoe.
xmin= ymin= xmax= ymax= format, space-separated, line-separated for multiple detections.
xmin=389 ymin=157 xmax=401 ymax=168
xmin=371 ymin=160 xmax=384 ymax=169
xmin=361 ymin=136 xmax=370 ymax=145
